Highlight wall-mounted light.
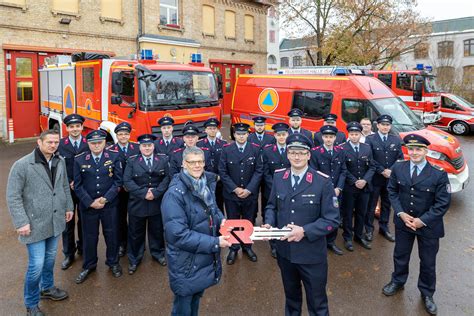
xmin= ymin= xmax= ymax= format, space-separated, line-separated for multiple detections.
xmin=59 ymin=18 xmax=71 ymax=25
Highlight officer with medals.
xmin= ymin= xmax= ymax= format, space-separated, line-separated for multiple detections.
xmin=218 ymin=122 xmax=263 ymax=264
xmin=261 ymin=122 xmax=291 ymax=258
xmin=383 ymin=134 xmax=450 ymax=315
xmin=107 ymin=122 xmax=140 ymax=257
xmin=169 ymin=122 xmax=212 ymax=176
xmin=123 ymin=134 xmax=170 ymax=274
xmin=310 ymin=125 xmax=347 ymax=255
xmin=287 ymin=108 xmax=314 ymax=146
xmin=364 ymin=114 xmax=404 ymax=243
xmin=313 ymin=113 xmax=347 ymax=147
xmin=58 ymin=114 xmax=88 ymax=270
xmin=263 ymin=133 xmax=339 ymax=316
xmin=340 ymin=122 xmax=375 ymax=251
xmin=197 ymin=118 xmax=227 ymax=211
xmin=154 ymin=117 xmax=184 ymax=155
xmin=73 ymin=130 xmax=123 ymax=283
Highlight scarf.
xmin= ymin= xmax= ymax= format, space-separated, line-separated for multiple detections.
xmin=183 ymin=170 xmax=214 ymax=208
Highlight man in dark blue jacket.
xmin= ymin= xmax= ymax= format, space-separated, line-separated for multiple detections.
xmin=107 ymin=122 xmax=140 ymax=257
xmin=73 ymin=130 xmax=123 ymax=284
xmin=123 ymin=134 xmax=170 ymax=274
xmin=383 ymin=134 xmax=451 ymax=315
xmin=340 ymin=122 xmax=375 ymax=251
xmin=310 ymin=125 xmax=347 ymax=255
xmin=287 ymin=108 xmax=314 ymax=146
xmin=264 ymin=133 xmax=339 ymax=316
xmin=197 ymin=118 xmax=227 ymax=211
xmin=218 ymin=122 xmax=263 ymax=264
xmin=58 ymin=114 xmax=88 ymax=270
xmin=313 ymin=113 xmax=347 ymax=147
xmin=154 ymin=117 xmax=184 ymax=155
xmin=365 ymin=115 xmax=404 ymax=243
xmin=248 ymin=116 xmax=274 ymax=148
xmin=162 ymin=146 xmax=231 ymax=316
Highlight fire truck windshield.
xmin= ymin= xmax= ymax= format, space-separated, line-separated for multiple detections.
xmin=139 ymin=70 xmax=218 ymax=110
xmin=424 ymin=76 xmax=439 ymax=93
xmin=371 ymin=97 xmax=425 ymax=132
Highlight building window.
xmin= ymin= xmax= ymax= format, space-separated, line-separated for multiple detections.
xmin=414 ymin=43 xmax=429 ymax=59
xmin=269 ymin=30 xmax=275 ymax=43
xmin=293 ymin=56 xmax=302 ymax=67
xmin=281 ymin=57 xmax=289 ymax=68
xmin=160 ymin=0 xmax=178 ymax=26
xmin=463 ymin=66 xmax=474 ymax=84
xmin=16 ymin=82 xmax=33 ymax=101
xmin=82 ymin=68 xmax=94 ymax=93
xmin=438 ymin=41 xmax=454 ymax=59
xmin=268 ymin=55 xmax=276 ymax=65
xmin=464 ymin=39 xmax=474 ymax=57
xmin=15 ymin=57 xmax=32 ymax=78
xmin=225 ymin=10 xmax=236 ymax=39
xmin=101 ymin=0 xmax=122 ymax=21
xmin=244 ymin=15 xmax=254 ymax=42
xmin=52 ymin=0 xmax=79 ymax=14
xmin=202 ymin=5 xmax=215 ymax=35
xmin=292 ymin=91 xmax=333 ymax=119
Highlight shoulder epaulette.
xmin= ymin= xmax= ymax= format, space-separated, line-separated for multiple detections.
xmin=173 ymin=148 xmax=184 ymax=153
xmin=201 ymin=147 xmax=209 ymax=151
xmin=127 ymin=154 xmax=139 ymax=160
xmin=156 ymin=153 xmax=166 ymax=156
xmin=251 ymin=142 xmax=260 ymax=147
xmin=316 ymin=171 xmax=330 ymax=178
xmin=223 ymin=143 xmax=232 ymax=147
xmin=75 ymin=152 xmax=87 ymax=158
xmin=274 ymin=168 xmax=286 ymax=173
xmin=264 ymin=143 xmax=273 ymax=148
xmin=107 ymin=148 xmax=119 ymax=153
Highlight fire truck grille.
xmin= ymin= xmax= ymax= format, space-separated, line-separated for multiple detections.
xmin=448 ymin=155 xmax=465 ymax=170
xmin=151 ymin=120 xmax=207 ymax=139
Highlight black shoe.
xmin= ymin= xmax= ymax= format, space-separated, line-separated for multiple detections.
xmin=379 ymin=230 xmax=395 ymax=242
xmin=26 ymin=306 xmax=45 ymax=316
xmin=118 ymin=246 xmax=126 ymax=258
xmin=75 ymin=268 xmax=95 ymax=284
xmin=271 ymin=247 xmax=277 ymax=259
xmin=344 ymin=240 xmax=354 ymax=252
xmin=226 ymin=250 xmax=238 ymax=265
xmin=422 ymin=295 xmax=437 ymax=315
xmin=354 ymin=237 xmax=372 ymax=250
xmin=61 ymin=256 xmax=74 ymax=270
xmin=40 ymin=286 xmax=69 ymax=301
xmin=327 ymin=243 xmax=343 ymax=255
xmin=128 ymin=264 xmax=138 ymax=275
xmin=154 ymin=256 xmax=167 ymax=266
xmin=110 ymin=265 xmax=123 ymax=278
xmin=243 ymin=248 xmax=258 ymax=262
xmin=365 ymin=231 xmax=373 ymax=242
xmin=382 ymin=281 xmax=404 ymax=296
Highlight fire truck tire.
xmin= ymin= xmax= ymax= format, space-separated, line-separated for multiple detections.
xmin=450 ymin=121 xmax=469 ymax=136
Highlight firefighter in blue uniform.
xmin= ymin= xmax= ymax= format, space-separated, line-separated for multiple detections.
xmin=73 ymin=130 xmax=123 ymax=284
xmin=154 ymin=117 xmax=184 ymax=155
xmin=364 ymin=114 xmax=404 ymax=243
xmin=310 ymin=125 xmax=347 ymax=255
xmin=340 ymin=122 xmax=375 ymax=251
xmin=197 ymin=118 xmax=227 ymax=211
xmin=169 ymin=122 xmax=212 ymax=176
xmin=287 ymin=108 xmax=314 ymax=146
xmin=264 ymin=133 xmax=339 ymax=316
xmin=262 ymin=122 xmax=291 ymax=258
xmin=248 ymin=116 xmax=274 ymax=147
xmin=123 ymin=134 xmax=170 ymax=274
xmin=106 ymin=122 xmax=140 ymax=257
xmin=383 ymin=134 xmax=451 ymax=316
xmin=313 ymin=113 xmax=347 ymax=147
xmin=218 ymin=122 xmax=263 ymax=265
xmin=59 ymin=114 xmax=88 ymax=270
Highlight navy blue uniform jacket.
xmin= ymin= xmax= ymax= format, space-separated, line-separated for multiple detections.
xmin=197 ymin=138 xmax=227 ymax=174
xmin=262 ymin=144 xmax=290 ymax=198
xmin=313 ymin=131 xmax=347 ymax=147
xmin=365 ymin=133 xmax=404 ymax=186
xmin=58 ymin=136 xmax=88 ymax=182
xmin=248 ymin=132 xmax=275 ymax=149
xmin=310 ymin=145 xmax=347 ymax=190
xmin=154 ymin=136 xmax=184 ymax=156
xmin=342 ymin=142 xmax=375 ymax=192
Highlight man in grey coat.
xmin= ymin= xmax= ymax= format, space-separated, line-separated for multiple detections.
xmin=7 ymin=129 xmax=74 ymax=316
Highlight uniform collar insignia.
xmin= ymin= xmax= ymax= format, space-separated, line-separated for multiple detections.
xmin=104 ymin=152 xmax=109 ymax=158
xmin=65 ymin=138 xmax=69 ymax=144
xmin=86 ymin=154 xmax=90 ymax=160
xmin=306 ymin=172 xmax=313 ymax=183
xmin=283 ymin=170 xmax=290 ymax=179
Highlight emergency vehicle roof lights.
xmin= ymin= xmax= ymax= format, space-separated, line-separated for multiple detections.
xmin=279 ymin=66 xmax=370 ymax=76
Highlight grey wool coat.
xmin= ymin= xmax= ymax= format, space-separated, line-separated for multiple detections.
xmin=6 ymin=150 xmax=74 ymax=244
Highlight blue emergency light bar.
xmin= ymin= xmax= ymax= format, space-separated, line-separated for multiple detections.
xmin=278 ymin=66 xmax=371 ymax=76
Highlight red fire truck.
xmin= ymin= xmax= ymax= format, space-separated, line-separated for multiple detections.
xmin=370 ymin=69 xmax=441 ymax=124
xmin=39 ymin=53 xmax=222 ymax=141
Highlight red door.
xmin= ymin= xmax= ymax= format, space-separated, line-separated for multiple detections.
xmin=8 ymin=51 xmax=40 ymax=138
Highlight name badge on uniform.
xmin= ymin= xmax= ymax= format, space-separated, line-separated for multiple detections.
xmin=81 ymin=165 xmax=91 ymax=169
xmin=333 ymin=197 xmax=339 ymax=208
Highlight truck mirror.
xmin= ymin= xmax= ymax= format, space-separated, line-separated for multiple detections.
xmin=111 ymin=95 xmax=122 ymax=104
xmin=112 ymin=72 xmax=123 ymax=94
xmin=216 ymin=74 xmax=224 ymax=99
xmin=413 ymin=75 xmax=423 ymax=101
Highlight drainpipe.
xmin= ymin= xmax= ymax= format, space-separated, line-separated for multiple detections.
xmin=137 ymin=0 xmax=143 ymax=57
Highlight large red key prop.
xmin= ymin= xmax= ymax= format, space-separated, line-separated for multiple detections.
xmin=219 ymin=219 xmax=292 ymax=245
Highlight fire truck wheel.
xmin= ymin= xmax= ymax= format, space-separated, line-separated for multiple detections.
xmin=451 ymin=121 xmax=469 ymax=136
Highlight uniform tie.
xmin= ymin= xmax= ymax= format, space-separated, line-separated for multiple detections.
xmin=165 ymin=140 xmax=169 ymax=147
xmin=354 ymin=146 xmax=359 ymax=154
xmin=280 ymin=147 xmax=285 ymax=155
xmin=146 ymin=157 xmax=152 ymax=169
xmin=73 ymin=141 xmax=79 ymax=151
xmin=239 ymin=147 xmax=244 ymax=153
xmin=383 ymin=135 xmax=387 ymax=142
xmin=122 ymin=146 xmax=127 ymax=154
xmin=412 ymin=165 xmax=418 ymax=182
xmin=258 ymin=135 xmax=263 ymax=142
xmin=328 ymin=149 xmax=333 ymax=156
xmin=292 ymin=175 xmax=300 ymax=190
xmin=94 ymin=157 xmax=100 ymax=164
xmin=210 ymin=141 xmax=215 ymax=147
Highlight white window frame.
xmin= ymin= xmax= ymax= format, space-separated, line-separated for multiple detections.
xmin=160 ymin=1 xmax=179 ymax=25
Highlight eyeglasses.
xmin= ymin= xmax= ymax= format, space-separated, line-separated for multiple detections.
xmin=185 ymin=160 xmax=205 ymax=166
xmin=287 ymin=151 xmax=309 ymax=158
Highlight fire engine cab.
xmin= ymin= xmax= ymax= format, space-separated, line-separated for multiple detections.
xmin=232 ymin=66 xmax=469 ymax=192
xmin=39 ymin=53 xmax=222 ymax=142
xmin=370 ymin=67 xmax=441 ymax=124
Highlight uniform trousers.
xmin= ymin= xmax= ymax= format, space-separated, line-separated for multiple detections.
xmin=127 ymin=213 xmax=165 ymax=265
xmin=366 ymin=184 xmax=391 ymax=233
xmin=341 ymin=190 xmax=370 ymax=241
xmin=224 ymin=198 xmax=257 ymax=251
xmin=117 ymin=190 xmax=129 ymax=249
xmin=62 ymin=190 xmax=82 ymax=257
